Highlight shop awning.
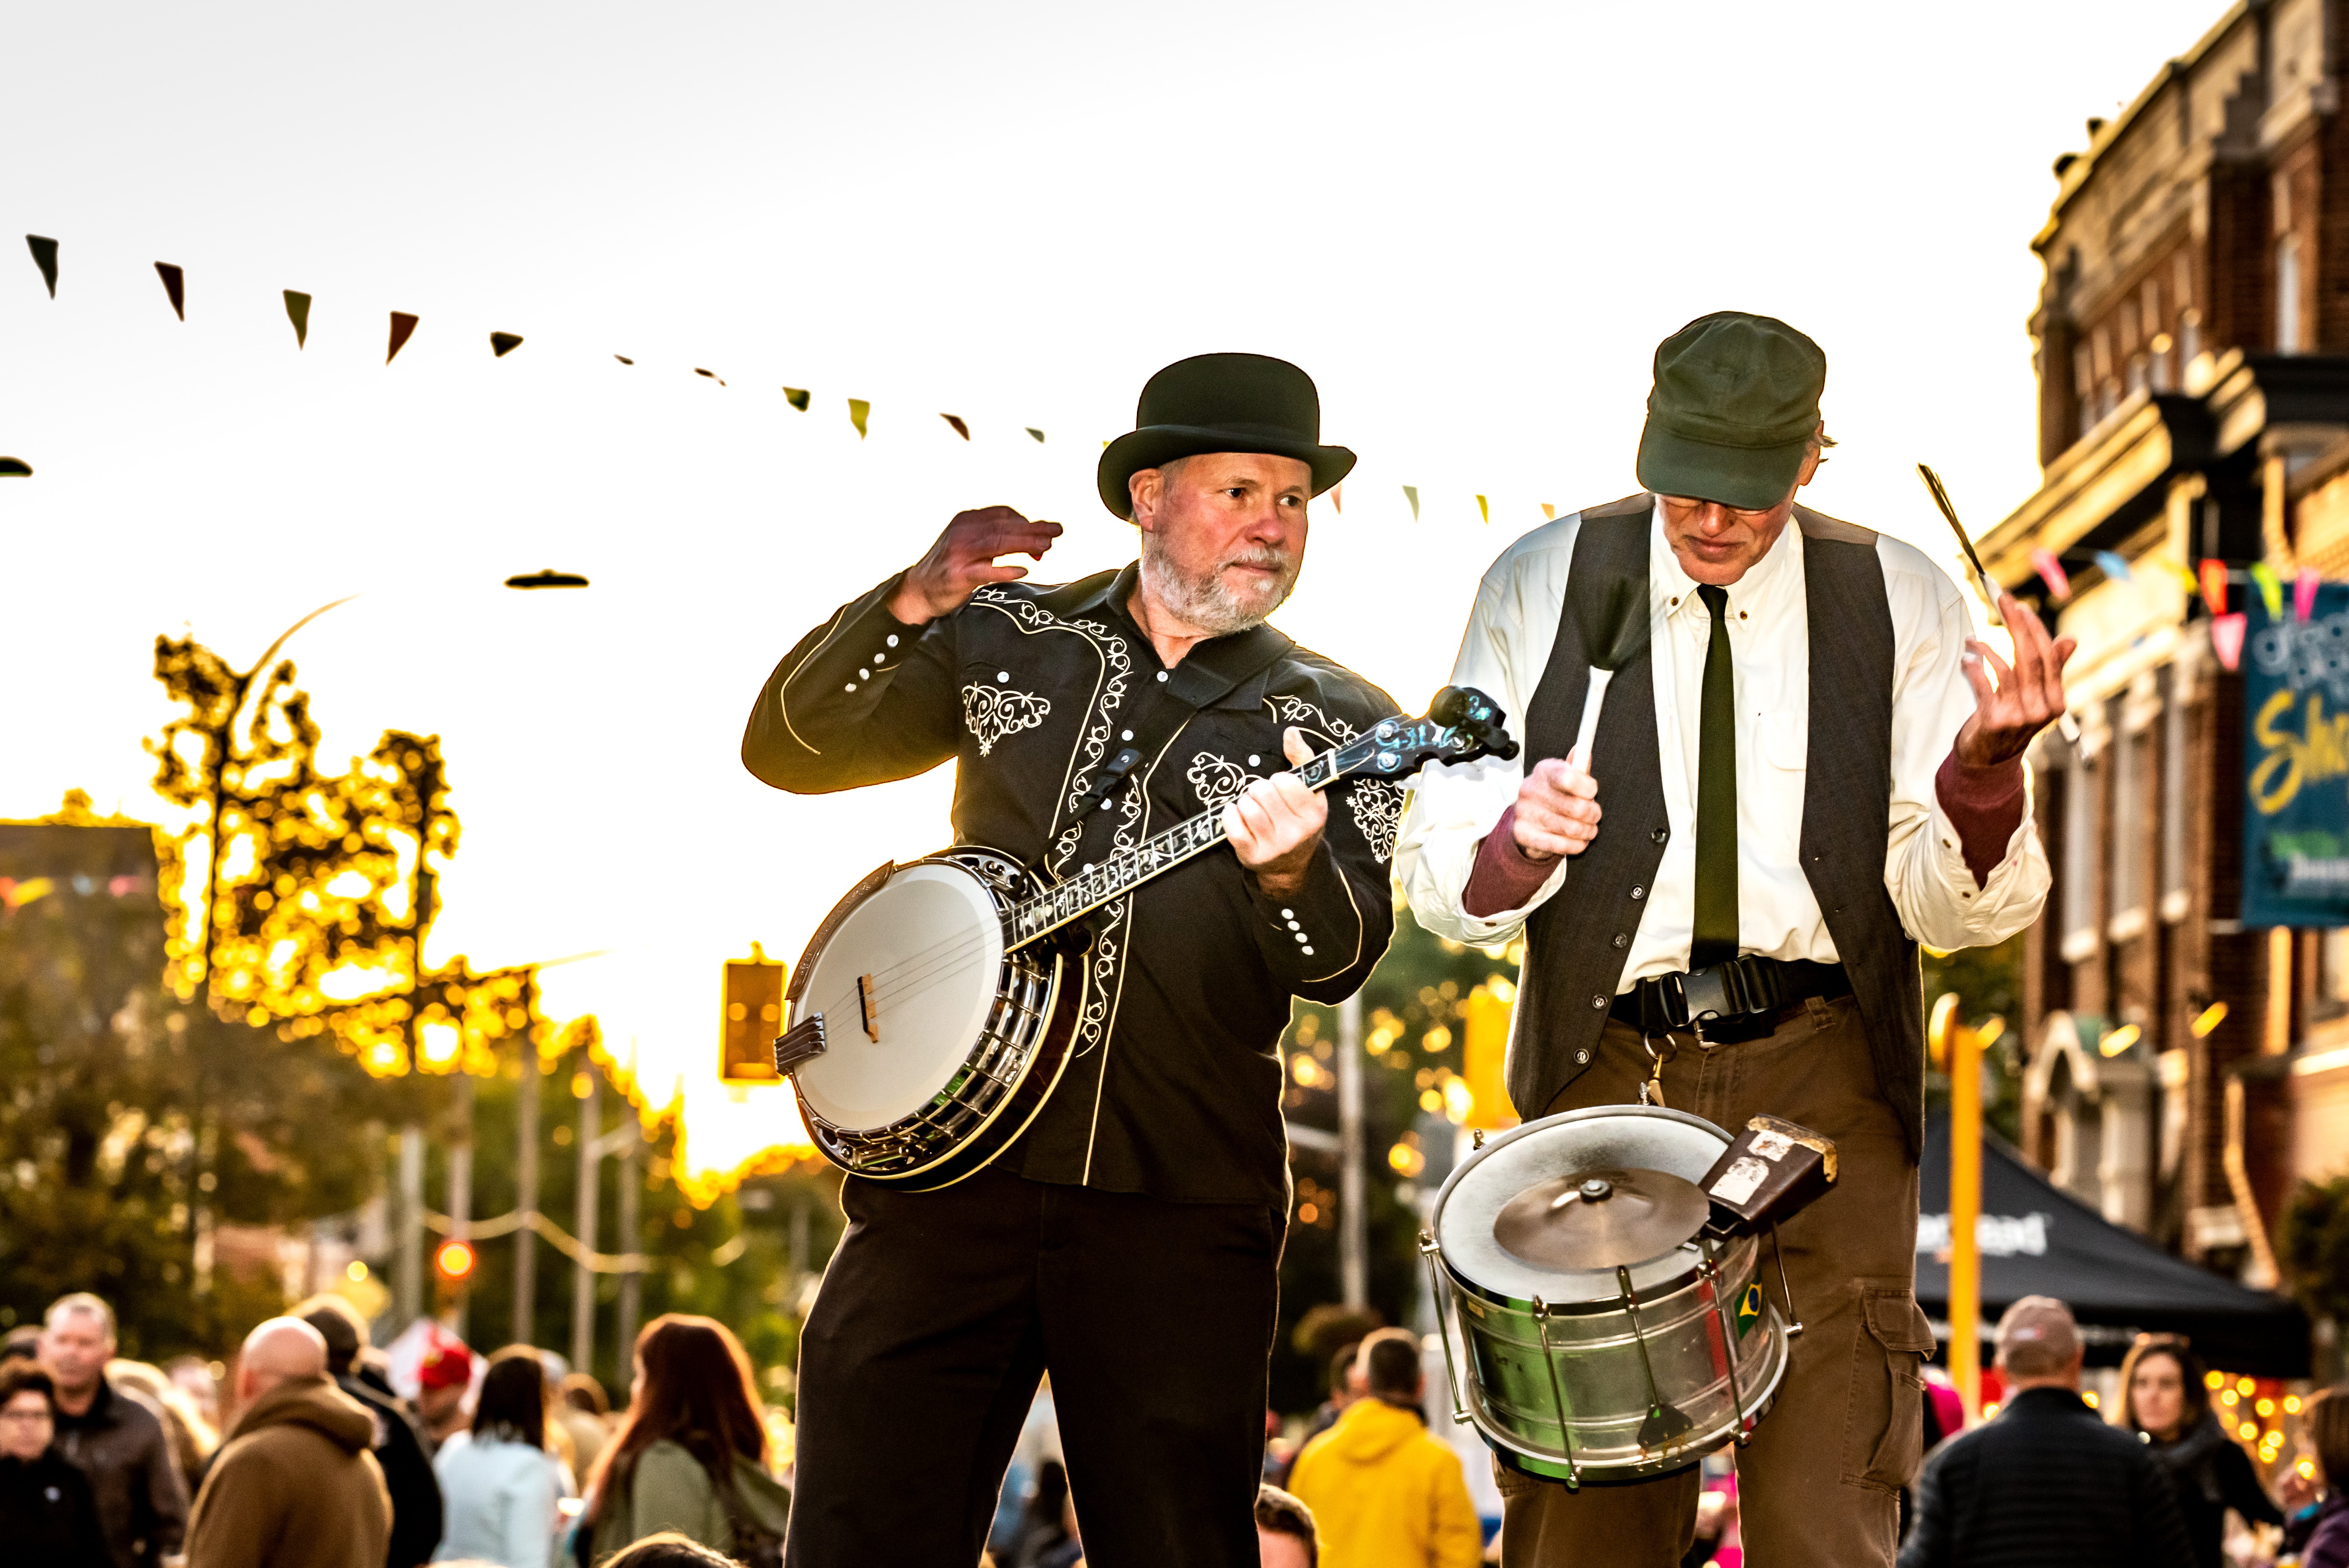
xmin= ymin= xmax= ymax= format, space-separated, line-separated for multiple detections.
xmin=1912 ymin=1110 xmax=2308 ymax=1377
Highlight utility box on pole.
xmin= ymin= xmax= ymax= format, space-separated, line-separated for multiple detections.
xmin=720 ymin=946 xmax=787 ymax=1084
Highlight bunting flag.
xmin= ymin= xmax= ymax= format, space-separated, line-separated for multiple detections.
xmin=387 ymin=312 xmax=418 ymax=364
xmin=283 ymin=290 xmax=311 ymax=348
xmin=1476 ymin=494 xmax=1490 ymax=524
xmin=25 ymin=235 xmax=57 ymax=298
xmin=2249 ymin=560 xmax=2285 ymax=621
xmin=1026 ymin=428 xmax=1045 ymax=443
xmin=2153 ymin=554 xmax=2201 ymax=595
xmin=614 ymin=355 xmax=635 ymax=365
xmin=154 ymin=262 xmax=185 ymax=320
xmin=2092 ymin=549 xmax=2131 ymax=582
xmin=848 ymin=399 xmax=871 ymax=438
xmin=1542 ymin=504 xmax=1557 ymax=521
xmin=1403 ymin=485 xmax=1419 ymax=520
xmin=0 ymin=458 xmax=30 ymax=477
xmin=2199 ymin=558 xmax=2229 ymax=617
xmin=490 ymin=332 xmax=523 ymax=357
xmin=695 ymin=367 xmax=725 ymax=384
xmin=784 ymin=388 xmax=810 ymax=412
xmin=2210 ymin=611 xmax=2248 ymax=672
xmin=2029 ymin=547 xmax=2071 ymax=601
xmin=2296 ymin=566 xmax=2321 ymax=623
xmin=941 ymin=413 xmax=970 ymax=440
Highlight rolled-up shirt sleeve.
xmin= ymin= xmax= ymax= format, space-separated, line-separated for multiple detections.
xmin=1395 ymin=528 xmax=1573 ymax=946
xmin=1880 ymin=545 xmax=2052 ymax=951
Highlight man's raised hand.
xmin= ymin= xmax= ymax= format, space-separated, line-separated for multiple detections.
xmin=888 ymin=506 xmax=1064 ymax=625
xmin=1954 ymin=593 xmax=2078 ymax=768
xmin=1512 ymin=746 xmax=1602 ymax=863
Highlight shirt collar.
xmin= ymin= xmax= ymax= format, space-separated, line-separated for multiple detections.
xmin=1094 ymin=561 xmax=1294 ymax=712
xmin=1648 ymin=497 xmax=1801 ymax=622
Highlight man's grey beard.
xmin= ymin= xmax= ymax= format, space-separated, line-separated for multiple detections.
xmin=1139 ymin=532 xmax=1300 ymax=636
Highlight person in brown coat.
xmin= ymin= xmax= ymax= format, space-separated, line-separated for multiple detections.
xmin=185 ymin=1317 xmax=391 ymax=1568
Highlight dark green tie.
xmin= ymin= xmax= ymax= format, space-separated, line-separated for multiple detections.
xmin=1691 ymin=585 xmax=1738 ymax=968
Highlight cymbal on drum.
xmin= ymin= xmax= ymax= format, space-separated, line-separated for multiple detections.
xmin=1491 ymin=1166 xmax=1710 ymax=1272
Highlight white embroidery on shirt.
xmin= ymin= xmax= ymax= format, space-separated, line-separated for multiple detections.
xmin=1347 ymin=778 xmax=1406 ymax=863
xmin=1186 ymin=752 xmax=1260 ymax=813
xmin=961 ymin=682 xmax=1052 ymax=756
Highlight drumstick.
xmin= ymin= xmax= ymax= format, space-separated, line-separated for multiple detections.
xmin=1918 ymin=463 xmax=2078 ymax=743
xmin=1570 ymin=578 xmax=1648 ymax=765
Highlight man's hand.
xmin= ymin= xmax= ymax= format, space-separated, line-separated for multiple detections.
xmin=1226 ymin=728 xmax=1327 ymax=901
xmin=888 ymin=506 xmax=1063 ymax=625
xmin=1512 ymin=747 xmax=1602 ymax=862
xmin=1954 ymin=593 xmax=2078 ymax=768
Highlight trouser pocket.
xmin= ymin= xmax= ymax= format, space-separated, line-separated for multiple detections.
xmin=1842 ymin=1283 xmax=1935 ymax=1492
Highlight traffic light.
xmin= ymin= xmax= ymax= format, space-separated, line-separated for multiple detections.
xmin=720 ymin=944 xmax=787 ymax=1084
xmin=434 ymin=1239 xmax=475 ymax=1285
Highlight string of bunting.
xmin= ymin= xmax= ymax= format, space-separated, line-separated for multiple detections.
xmin=2018 ymin=538 xmax=2326 ymax=674
xmin=9 ymin=231 xmax=1527 ymax=519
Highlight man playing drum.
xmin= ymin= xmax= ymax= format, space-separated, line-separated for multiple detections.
xmin=1396 ymin=311 xmax=2073 ymax=1567
xmin=743 ymin=353 xmax=1401 ymax=1566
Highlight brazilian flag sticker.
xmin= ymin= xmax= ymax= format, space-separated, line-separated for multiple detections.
xmin=1734 ymin=1284 xmax=1763 ymax=1339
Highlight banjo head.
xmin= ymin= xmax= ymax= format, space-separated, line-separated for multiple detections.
xmin=789 ymin=860 xmax=1007 ymax=1130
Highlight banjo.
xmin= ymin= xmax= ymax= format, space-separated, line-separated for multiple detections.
xmin=773 ymin=685 xmax=1519 ymax=1188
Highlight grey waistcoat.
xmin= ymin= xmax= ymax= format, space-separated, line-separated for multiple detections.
xmin=1510 ymin=494 xmax=1927 ymax=1158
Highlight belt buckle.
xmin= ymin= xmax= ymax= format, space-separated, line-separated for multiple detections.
xmin=1680 ymin=964 xmax=1733 ymax=1030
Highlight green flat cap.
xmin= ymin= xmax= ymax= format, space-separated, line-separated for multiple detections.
xmin=1635 ymin=312 xmax=1826 ymax=511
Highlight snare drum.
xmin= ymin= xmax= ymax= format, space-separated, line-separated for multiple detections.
xmin=1420 ymin=1105 xmax=1792 ymax=1487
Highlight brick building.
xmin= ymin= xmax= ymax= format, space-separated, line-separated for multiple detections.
xmin=1978 ymin=0 xmax=2349 ymax=1311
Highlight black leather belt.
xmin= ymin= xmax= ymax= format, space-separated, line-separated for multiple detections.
xmin=1610 ymin=958 xmax=1851 ymax=1042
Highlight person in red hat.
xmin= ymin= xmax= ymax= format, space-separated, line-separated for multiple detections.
xmin=412 ymin=1331 xmax=475 ymax=1458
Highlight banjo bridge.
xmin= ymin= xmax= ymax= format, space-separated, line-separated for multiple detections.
xmin=858 ymin=973 xmax=880 ymax=1041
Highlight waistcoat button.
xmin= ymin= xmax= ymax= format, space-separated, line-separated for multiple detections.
xmin=1590 ymin=994 xmax=1606 ymax=1009
xmin=1612 ymin=933 xmax=1628 ymax=949
xmin=1630 ymin=885 xmax=1646 ymax=901
xmin=1575 ymin=1049 xmax=1591 ymax=1065
xmin=1651 ymin=827 xmax=1669 ymax=844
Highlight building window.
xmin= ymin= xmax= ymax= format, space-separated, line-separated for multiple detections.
xmin=2127 ymin=354 xmax=2150 ymax=397
xmin=2074 ymin=344 xmax=2096 ymax=437
xmin=2180 ymin=308 xmax=2202 ymax=373
xmin=2109 ymin=701 xmax=2150 ymax=937
xmin=2319 ymin=930 xmax=2349 ymax=1022
xmin=2061 ymin=748 xmax=2100 ymax=962
xmin=2278 ymin=234 xmax=2305 ymax=354
xmin=2159 ymin=662 xmax=2191 ymax=922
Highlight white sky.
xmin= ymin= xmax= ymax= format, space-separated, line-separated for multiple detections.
xmin=2 ymin=0 xmax=2225 ymax=1182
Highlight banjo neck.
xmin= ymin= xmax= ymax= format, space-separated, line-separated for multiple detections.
xmin=1005 ymin=733 xmax=1374 ymax=952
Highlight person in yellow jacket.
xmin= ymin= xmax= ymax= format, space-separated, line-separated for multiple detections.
xmin=1288 ymin=1329 xmax=1483 ymax=1568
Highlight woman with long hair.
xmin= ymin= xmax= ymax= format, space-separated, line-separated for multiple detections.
xmin=435 ymin=1347 xmax=575 ymax=1568
xmin=581 ymin=1315 xmax=789 ymax=1566
xmin=2298 ymin=1387 xmax=2349 ymax=1568
xmin=2113 ymin=1333 xmax=2283 ymax=1568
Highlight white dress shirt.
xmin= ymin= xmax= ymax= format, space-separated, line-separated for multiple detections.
xmin=1394 ymin=499 xmax=2050 ymax=979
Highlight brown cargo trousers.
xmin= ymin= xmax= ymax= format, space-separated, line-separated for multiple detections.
xmin=1495 ymin=995 xmax=1932 ymax=1568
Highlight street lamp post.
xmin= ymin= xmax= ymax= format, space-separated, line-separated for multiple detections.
xmin=513 ymin=1051 xmax=539 ymax=1345
xmin=1337 ymin=992 xmax=1367 ymax=1310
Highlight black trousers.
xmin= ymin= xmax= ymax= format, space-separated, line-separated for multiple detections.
xmin=784 ymin=1166 xmax=1285 ymax=1568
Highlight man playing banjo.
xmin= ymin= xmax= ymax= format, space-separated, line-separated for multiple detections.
xmin=743 ymin=353 xmax=1403 ymax=1566
xmin=1397 ymin=312 xmax=2073 ymax=1567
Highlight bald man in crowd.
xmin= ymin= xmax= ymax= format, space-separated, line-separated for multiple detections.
xmin=185 ymin=1318 xmax=392 ymax=1568
xmin=1900 ymin=1297 xmax=2193 ymax=1568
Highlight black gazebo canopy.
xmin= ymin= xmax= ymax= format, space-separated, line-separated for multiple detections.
xmin=1913 ymin=1111 xmax=2308 ymax=1377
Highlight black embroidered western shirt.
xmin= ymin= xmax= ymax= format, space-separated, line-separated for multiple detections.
xmin=742 ymin=563 xmax=1399 ymax=1206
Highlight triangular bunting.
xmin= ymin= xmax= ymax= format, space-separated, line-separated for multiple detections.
xmin=2296 ymin=567 xmax=2321 ymax=623
xmin=1476 ymin=494 xmax=1490 ymax=524
xmin=848 ymin=399 xmax=870 ymax=438
xmin=2249 ymin=560 xmax=2284 ymax=620
xmin=490 ymin=331 xmax=523 ymax=357
xmin=1402 ymin=485 xmax=1419 ymax=520
xmin=784 ymin=388 xmax=810 ymax=412
xmin=1026 ymin=428 xmax=1045 ymax=443
xmin=1542 ymin=503 xmax=1557 ymax=521
xmin=283 ymin=290 xmax=311 ymax=348
xmin=155 ymin=262 xmax=184 ymax=320
xmin=2198 ymin=559 xmax=2229 ymax=617
xmin=25 ymin=236 xmax=57 ymax=298
xmin=2028 ymin=547 xmax=2070 ymax=601
xmin=696 ymin=367 xmax=726 ymax=384
xmin=614 ymin=355 xmax=635 ymax=365
xmin=387 ymin=312 xmax=419 ymax=364
xmin=2211 ymin=611 xmax=2248 ymax=671
xmin=2092 ymin=549 xmax=2131 ymax=582
xmin=941 ymin=413 xmax=970 ymax=440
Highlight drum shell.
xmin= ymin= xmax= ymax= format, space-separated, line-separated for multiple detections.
xmin=1443 ymin=1235 xmax=1788 ymax=1482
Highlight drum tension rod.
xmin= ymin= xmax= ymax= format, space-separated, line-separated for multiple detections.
xmin=1770 ymin=1221 xmax=1803 ymax=1339
xmin=1529 ymin=1295 xmax=1582 ymax=1491
xmin=1697 ymin=1243 xmax=1752 ymax=1446
xmin=1416 ymin=1232 xmax=1474 ymax=1430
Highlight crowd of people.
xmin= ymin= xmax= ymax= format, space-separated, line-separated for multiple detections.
xmin=0 ymin=1282 xmax=2342 ymax=1567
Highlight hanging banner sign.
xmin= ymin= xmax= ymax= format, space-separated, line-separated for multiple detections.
xmin=2241 ymin=580 xmax=2349 ymax=925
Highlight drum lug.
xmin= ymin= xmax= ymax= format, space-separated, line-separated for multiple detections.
xmin=1528 ymin=1296 xmax=1581 ymax=1490
xmin=1771 ymin=1222 xmax=1805 ymax=1338
xmin=1471 ymin=1129 xmax=1484 ymax=1150
xmin=1416 ymin=1232 xmax=1475 ymax=1430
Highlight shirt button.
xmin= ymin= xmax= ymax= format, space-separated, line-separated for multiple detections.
xmin=886 ymin=634 xmax=900 ymax=647
xmin=1591 ymin=994 xmax=1606 ymax=1009
xmin=1575 ymin=1049 xmax=1591 ymax=1065
xmin=1612 ymin=934 xmax=1628 ymax=949
xmin=1280 ymin=909 xmax=1295 ymax=919
xmin=843 ymin=682 xmax=857 ymax=693
xmin=1156 ymin=671 xmax=1170 ymax=683
xmin=1302 ymin=945 xmax=1315 ymax=956
xmin=858 ymin=669 xmax=870 ymax=680
xmin=1248 ymin=755 xmax=1262 ymax=767
xmin=1122 ymin=730 xmax=1134 ymax=741
xmin=1294 ymin=932 xmax=1309 ymax=944
xmin=1630 ymin=886 xmax=1646 ymax=901
xmin=997 ymin=670 xmax=1011 ymax=682
xmin=1651 ymin=827 xmax=1669 ymax=844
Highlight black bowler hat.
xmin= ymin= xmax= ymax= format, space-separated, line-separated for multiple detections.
xmin=1636 ymin=312 xmax=1827 ymax=511
xmin=1096 ymin=353 xmax=1357 ymax=519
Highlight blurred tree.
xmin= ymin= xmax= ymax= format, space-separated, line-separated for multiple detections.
xmin=1923 ymin=934 xmax=2024 ymax=1145
xmin=2278 ymin=1175 xmax=2349 ymax=1332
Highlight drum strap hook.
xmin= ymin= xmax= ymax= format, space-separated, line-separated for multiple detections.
xmin=1770 ymin=1221 xmax=1804 ymax=1338
xmin=1637 ymin=1033 xmax=1677 ymax=1108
